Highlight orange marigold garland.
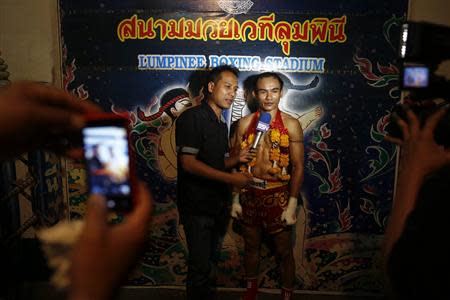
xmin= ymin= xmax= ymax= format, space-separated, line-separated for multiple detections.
xmin=240 ymin=133 xmax=256 ymax=173
xmin=269 ymin=128 xmax=291 ymax=181
xmin=240 ymin=125 xmax=290 ymax=181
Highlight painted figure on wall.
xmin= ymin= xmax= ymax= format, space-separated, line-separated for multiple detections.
xmin=135 ymin=88 xmax=192 ymax=181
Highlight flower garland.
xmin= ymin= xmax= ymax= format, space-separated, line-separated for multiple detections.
xmin=268 ymin=128 xmax=291 ymax=181
xmin=239 ymin=133 xmax=256 ymax=173
xmin=239 ymin=118 xmax=291 ymax=181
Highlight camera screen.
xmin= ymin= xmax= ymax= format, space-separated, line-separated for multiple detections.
xmin=82 ymin=126 xmax=131 ymax=208
xmin=403 ymin=66 xmax=429 ymax=88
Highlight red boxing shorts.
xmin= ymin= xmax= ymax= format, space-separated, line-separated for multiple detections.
xmin=240 ymin=178 xmax=290 ymax=234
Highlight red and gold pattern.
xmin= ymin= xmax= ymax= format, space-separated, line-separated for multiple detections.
xmin=268 ymin=127 xmax=290 ymax=181
xmin=240 ymin=183 xmax=289 ymax=234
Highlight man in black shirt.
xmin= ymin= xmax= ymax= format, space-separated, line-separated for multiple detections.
xmin=176 ymin=65 xmax=253 ymax=300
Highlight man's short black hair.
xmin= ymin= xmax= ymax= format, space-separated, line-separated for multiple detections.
xmin=208 ymin=65 xmax=239 ymax=85
xmin=204 ymin=65 xmax=239 ymax=98
xmin=254 ymin=72 xmax=284 ymax=91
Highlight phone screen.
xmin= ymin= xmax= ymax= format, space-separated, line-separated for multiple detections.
xmin=403 ymin=66 xmax=429 ymax=88
xmin=82 ymin=125 xmax=132 ymax=211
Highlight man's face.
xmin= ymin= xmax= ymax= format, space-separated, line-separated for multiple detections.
xmin=253 ymin=76 xmax=283 ymax=112
xmin=208 ymin=71 xmax=238 ymax=109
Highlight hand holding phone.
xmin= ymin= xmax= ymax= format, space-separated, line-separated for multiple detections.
xmin=82 ymin=113 xmax=136 ymax=212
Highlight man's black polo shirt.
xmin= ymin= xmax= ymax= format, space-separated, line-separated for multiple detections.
xmin=175 ymin=101 xmax=230 ymax=217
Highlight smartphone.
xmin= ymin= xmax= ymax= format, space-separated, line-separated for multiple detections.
xmin=402 ymin=65 xmax=430 ymax=88
xmin=82 ymin=112 xmax=135 ymax=212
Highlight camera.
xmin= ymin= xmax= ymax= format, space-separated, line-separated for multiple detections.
xmin=386 ymin=21 xmax=450 ymax=146
xmin=398 ymin=21 xmax=450 ymax=100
